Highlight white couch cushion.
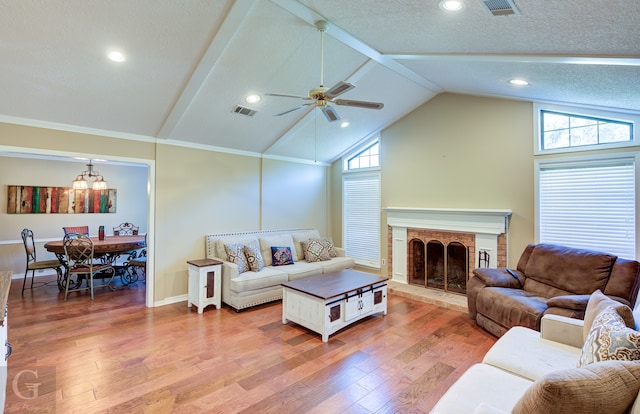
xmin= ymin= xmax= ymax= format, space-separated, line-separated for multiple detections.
xmin=482 ymin=326 xmax=581 ymax=381
xmin=229 ymin=267 xmax=288 ymax=293
xmin=259 ymin=234 xmax=298 ymax=266
xmin=282 ymin=262 xmax=323 ymax=280
xmin=214 ymin=235 xmax=259 ymax=260
xmin=319 ymin=256 xmax=356 ymax=273
xmin=291 ymin=229 xmax=321 ymax=261
xmin=430 ymin=363 xmax=532 ymax=414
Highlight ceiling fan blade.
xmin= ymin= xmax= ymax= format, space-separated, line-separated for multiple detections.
xmin=324 ymin=81 xmax=355 ymax=99
xmin=322 ymin=106 xmax=340 ymax=122
xmin=274 ymin=105 xmax=308 ymax=116
xmin=334 ymin=99 xmax=384 ymax=110
xmin=266 ymin=93 xmax=312 ymax=100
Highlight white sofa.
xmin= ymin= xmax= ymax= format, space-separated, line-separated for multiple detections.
xmin=431 ymin=310 xmax=640 ymax=414
xmin=205 ymin=229 xmax=355 ymax=311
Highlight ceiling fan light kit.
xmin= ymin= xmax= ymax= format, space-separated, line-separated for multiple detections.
xmin=267 ymin=20 xmax=384 ymax=123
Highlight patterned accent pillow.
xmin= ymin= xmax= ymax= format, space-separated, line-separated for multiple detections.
xmin=583 ymin=289 xmax=635 ymax=341
xmin=243 ymin=241 xmax=264 ymax=272
xmin=224 ymin=243 xmax=249 ymax=274
xmin=271 ymin=246 xmax=294 ymax=266
xmin=578 ymin=305 xmax=640 ymax=367
xmin=301 ymin=238 xmax=332 ymax=262
xmin=322 ymin=237 xmax=338 ymax=257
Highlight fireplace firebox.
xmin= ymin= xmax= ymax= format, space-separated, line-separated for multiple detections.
xmin=408 ymin=237 xmax=469 ymax=295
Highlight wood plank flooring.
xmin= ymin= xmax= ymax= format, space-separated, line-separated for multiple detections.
xmin=4 ymin=275 xmax=496 ymax=413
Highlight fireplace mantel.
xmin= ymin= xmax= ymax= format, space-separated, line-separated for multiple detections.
xmin=384 ymin=207 xmax=512 ymax=235
xmin=384 ymin=207 xmax=512 ymax=285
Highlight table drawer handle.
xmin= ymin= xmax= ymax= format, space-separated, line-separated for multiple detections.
xmin=5 ymin=340 xmax=12 ymax=361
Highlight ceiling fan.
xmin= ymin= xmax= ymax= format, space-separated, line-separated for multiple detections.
xmin=267 ymin=20 xmax=384 ymax=122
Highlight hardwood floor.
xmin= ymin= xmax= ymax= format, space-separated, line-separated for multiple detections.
xmin=4 ymin=275 xmax=496 ymax=413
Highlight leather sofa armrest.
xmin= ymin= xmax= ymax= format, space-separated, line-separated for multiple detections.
xmin=546 ymin=294 xmax=591 ymax=311
xmin=472 ymin=268 xmax=523 ymax=289
xmin=540 ymin=314 xmax=584 ymax=348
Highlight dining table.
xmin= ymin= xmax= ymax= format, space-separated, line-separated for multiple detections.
xmin=44 ymin=235 xmax=146 ymax=291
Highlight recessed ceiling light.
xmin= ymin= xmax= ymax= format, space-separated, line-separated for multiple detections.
xmin=245 ymin=94 xmax=261 ymax=104
xmin=509 ymin=79 xmax=529 ymax=86
xmin=107 ymin=50 xmax=125 ymax=63
xmin=340 ymin=122 xmax=350 ymax=128
xmin=440 ymin=0 xmax=465 ymax=11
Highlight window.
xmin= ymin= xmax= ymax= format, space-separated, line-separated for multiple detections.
xmin=535 ymin=104 xmax=637 ymax=155
xmin=343 ymin=173 xmax=381 ymax=267
xmin=344 ymin=141 xmax=379 ymax=171
xmin=536 ymin=155 xmax=637 ymax=259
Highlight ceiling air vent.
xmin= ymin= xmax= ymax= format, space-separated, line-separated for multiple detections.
xmin=232 ymin=105 xmax=257 ymax=117
xmin=480 ymin=0 xmax=521 ymax=16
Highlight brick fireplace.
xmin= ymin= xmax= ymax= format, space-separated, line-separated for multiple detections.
xmin=384 ymin=207 xmax=512 ymax=296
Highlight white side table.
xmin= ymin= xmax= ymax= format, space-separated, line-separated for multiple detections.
xmin=187 ymin=259 xmax=222 ymax=313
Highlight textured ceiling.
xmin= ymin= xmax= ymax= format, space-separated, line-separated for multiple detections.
xmin=1 ymin=0 xmax=639 ymax=164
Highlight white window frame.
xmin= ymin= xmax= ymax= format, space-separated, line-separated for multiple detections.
xmin=342 ymin=172 xmax=381 ymax=268
xmin=341 ymin=138 xmax=382 ymax=268
xmin=534 ymin=103 xmax=639 ymax=156
xmin=535 ymin=152 xmax=640 ymax=260
xmin=343 ymin=138 xmax=380 ymax=172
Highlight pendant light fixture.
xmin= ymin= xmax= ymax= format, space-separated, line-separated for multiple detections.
xmin=72 ymin=160 xmax=108 ymax=190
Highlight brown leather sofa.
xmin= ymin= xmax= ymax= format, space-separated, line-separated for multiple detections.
xmin=468 ymin=243 xmax=640 ymax=337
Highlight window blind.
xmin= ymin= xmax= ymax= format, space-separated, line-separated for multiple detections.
xmin=538 ymin=159 xmax=636 ymax=259
xmin=343 ymin=174 xmax=380 ymax=267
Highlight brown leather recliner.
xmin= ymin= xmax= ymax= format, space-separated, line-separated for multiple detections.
xmin=468 ymin=243 xmax=640 ymax=337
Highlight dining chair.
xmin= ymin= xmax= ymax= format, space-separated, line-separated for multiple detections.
xmin=113 ymin=222 xmax=139 ymax=236
xmin=123 ymin=233 xmax=146 ymax=284
xmin=63 ymin=226 xmax=89 ymax=236
xmin=63 ymin=234 xmax=115 ymax=300
xmin=21 ymin=228 xmax=63 ymax=295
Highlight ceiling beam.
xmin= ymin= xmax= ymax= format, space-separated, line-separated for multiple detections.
xmin=156 ymin=0 xmax=258 ymax=139
xmin=387 ymin=53 xmax=640 ymax=66
xmin=270 ymin=0 xmax=442 ymax=92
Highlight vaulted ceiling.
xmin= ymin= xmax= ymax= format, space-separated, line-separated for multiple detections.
xmin=1 ymin=0 xmax=639 ymax=164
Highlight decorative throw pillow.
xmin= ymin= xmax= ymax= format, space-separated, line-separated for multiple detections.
xmin=224 ymin=243 xmax=249 ymax=274
xmin=583 ymin=289 xmax=635 ymax=341
xmin=512 ymin=360 xmax=640 ymax=414
xmin=243 ymin=240 xmax=264 ymax=272
xmin=271 ymin=246 xmax=294 ymax=266
xmin=322 ymin=237 xmax=338 ymax=257
xmin=301 ymin=238 xmax=332 ymax=262
xmin=578 ymin=305 xmax=640 ymax=367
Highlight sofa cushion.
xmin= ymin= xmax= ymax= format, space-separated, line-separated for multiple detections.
xmin=259 ymin=234 xmax=297 ymax=266
xmin=604 ymin=257 xmax=640 ymax=304
xmin=583 ymin=289 xmax=635 ymax=341
xmin=282 ymin=262 xmax=323 ymax=281
xmin=318 ymin=256 xmax=356 ymax=274
xmin=214 ymin=235 xmax=259 ymax=260
xmin=271 ymin=246 xmax=294 ymax=266
xmin=243 ymin=240 xmax=264 ymax=272
xmin=291 ymin=229 xmax=321 ymax=261
xmin=224 ymin=243 xmax=250 ymax=274
xmin=476 ymin=287 xmax=548 ymax=331
xmin=512 ymin=360 xmax=640 ymax=414
xmin=229 ymin=266 xmax=288 ymax=293
xmin=430 ymin=363 xmax=533 ymax=414
xmin=523 ymin=244 xmax=616 ymax=295
xmin=579 ymin=305 xmax=640 ymax=367
xmin=483 ymin=326 xmax=581 ymax=381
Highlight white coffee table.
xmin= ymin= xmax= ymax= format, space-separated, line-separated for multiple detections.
xmin=282 ymin=269 xmax=387 ymax=342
